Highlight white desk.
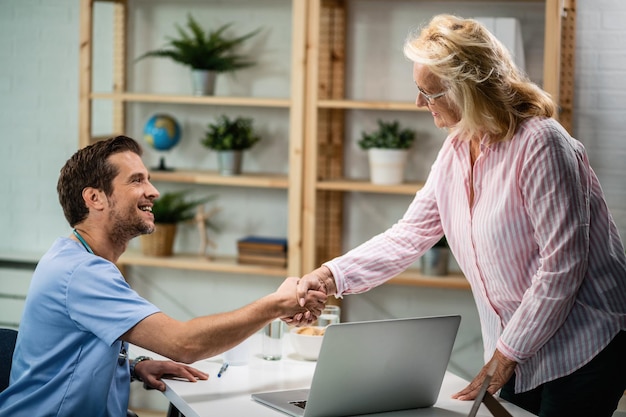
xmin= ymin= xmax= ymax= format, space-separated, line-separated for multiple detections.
xmin=132 ymin=334 xmax=535 ymax=417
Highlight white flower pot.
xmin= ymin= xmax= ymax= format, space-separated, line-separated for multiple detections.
xmin=367 ymin=148 xmax=408 ymax=185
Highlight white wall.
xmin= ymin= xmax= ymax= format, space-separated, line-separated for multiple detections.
xmin=1 ymin=0 xmax=625 ymax=411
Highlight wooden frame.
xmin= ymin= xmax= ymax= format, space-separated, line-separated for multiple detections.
xmin=78 ymin=0 xmax=308 ymax=278
xmin=79 ymin=0 xmax=575 ymax=289
xmin=301 ymin=0 xmax=576 ymax=289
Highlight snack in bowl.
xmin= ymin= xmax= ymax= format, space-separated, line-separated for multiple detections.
xmin=290 ymin=326 xmax=325 ymax=360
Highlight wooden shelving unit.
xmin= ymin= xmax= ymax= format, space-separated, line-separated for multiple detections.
xmin=78 ymin=0 xmax=575 ymax=290
xmin=388 ymin=271 xmax=470 ymax=290
xmin=79 ymin=0 xmax=308 ymax=277
xmin=316 ymin=179 xmax=423 ymax=195
xmin=90 ymin=92 xmax=291 ymax=108
xmin=318 ymin=99 xmax=426 ymax=111
xmin=148 ymin=170 xmax=289 ymax=189
xmin=300 ymin=0 xmax=576 ymax=288
xmin=118 ymin=251 xmax=288 ymax=277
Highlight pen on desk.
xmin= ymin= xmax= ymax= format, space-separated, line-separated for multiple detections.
xmin=217 ymin=362 xmax=229 ymax=378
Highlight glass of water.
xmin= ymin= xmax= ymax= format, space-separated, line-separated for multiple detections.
xmin=262 ymin=319 xmax=284 ymax=360
xmin=317 ymin=305 xmax=341 ymax=327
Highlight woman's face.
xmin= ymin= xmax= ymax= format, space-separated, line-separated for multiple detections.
xmin=412 ymin=63 xmax=460 ymax=129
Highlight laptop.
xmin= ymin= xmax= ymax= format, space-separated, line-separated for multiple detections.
xmin=252 ymin=315 xmax=461 ymax=417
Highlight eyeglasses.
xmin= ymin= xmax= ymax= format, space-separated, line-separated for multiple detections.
xmin=416 ymin=85 xmax=446 ymax=104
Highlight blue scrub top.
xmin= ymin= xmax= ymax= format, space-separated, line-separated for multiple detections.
xmin=0 ymin=238 xmax=160 ymax=417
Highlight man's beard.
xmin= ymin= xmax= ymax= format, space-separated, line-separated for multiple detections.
xmin=108 ymin=208 xmax=155 ymax=246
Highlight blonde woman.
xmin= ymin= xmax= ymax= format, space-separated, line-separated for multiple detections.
xmin=291 ymin=15 xmax=626 ymax=417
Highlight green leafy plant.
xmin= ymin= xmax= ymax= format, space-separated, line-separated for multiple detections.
xmin=136 ymin=15 xmax=261 ymax=72
xmin=358 ymin=120 xmax=416 ymax=150
xmin=152 ymin=191 xmax=216 ymax=224
xmin=200 ymin=115 xmax=261 ymax=151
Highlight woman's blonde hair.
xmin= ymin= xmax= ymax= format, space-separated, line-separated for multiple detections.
xmin=404 ymin=14 xmax=556 ymax=142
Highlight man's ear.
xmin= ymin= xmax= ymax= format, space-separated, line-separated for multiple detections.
xmin=82 ymin=187 xmax=106 ymax=211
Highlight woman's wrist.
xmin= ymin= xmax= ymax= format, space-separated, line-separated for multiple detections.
xmin=317 ymin=266 xmax=337 ymax=295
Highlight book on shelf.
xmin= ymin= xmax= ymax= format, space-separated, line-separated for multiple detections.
xmin=237 ymin=248 xmax=287 ymax=259
xmin=237 ymin=236 xmax=287 ymax=253
xmin=237 ymin=253 xmax=287 ymax=267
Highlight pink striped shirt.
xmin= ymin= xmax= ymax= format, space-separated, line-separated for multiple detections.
xmin=325 ymin=117 xmax=626 ymax=392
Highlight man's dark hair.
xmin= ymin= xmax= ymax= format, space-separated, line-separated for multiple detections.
xmin=57 ymin=136 xmax=143 ymax=227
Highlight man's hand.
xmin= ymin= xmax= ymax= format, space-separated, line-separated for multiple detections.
xmin=275 ymin=276 xmax=327 ymax=325
xmin=134 ymin=359 xmax=209 ymax=392
xmin=452 ymin=349 xmax=517 ymax=401
xmin=283 ymin=267 xmax=336 ymax=325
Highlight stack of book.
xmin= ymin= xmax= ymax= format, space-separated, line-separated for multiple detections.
xmin=236 ymin=236 xmax=288 ymax=267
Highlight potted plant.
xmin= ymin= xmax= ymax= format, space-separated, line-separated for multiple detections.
xmin=141 ymin=191 xmax=216 ymax=257
xmin=358 ymin=119 xmax=416 ymax=185
xmin=200 ymin=115 xmax=262 ymax=176
xmin=420 ymin=236 xmax=450 ymax=276
xmin=136 ymin=15 xmax=261 ymax=96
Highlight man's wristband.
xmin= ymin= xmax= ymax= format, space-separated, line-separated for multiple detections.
xmin=130 ymin=355 xmax=152 ymax=382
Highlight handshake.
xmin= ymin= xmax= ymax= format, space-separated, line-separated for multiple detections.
xmin=277 ymin=266 xmax=337 ymax=326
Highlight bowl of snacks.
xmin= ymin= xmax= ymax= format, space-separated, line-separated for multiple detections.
xmin=290 ymin=326 xmax=326 ymax=360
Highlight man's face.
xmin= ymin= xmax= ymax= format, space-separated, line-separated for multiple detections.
xmin=105 ymin=152 xmax=160 ymax=242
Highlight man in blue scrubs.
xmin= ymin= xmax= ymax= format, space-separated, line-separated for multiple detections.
xmin=0 ymin=136 xmax=325 ymax=416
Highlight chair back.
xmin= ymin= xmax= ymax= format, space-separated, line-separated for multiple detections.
xmin=0 ymin=328 xmax=18 ymax=392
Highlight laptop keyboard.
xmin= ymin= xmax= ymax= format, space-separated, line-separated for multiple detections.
xmin=289 ymin=400 xmax=307 ymax=409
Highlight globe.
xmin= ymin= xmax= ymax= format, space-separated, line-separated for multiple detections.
xmin=143 ymin=114 xmax=181 ymax=151
xmin=144 ymin=114 xmax=181 ymax=170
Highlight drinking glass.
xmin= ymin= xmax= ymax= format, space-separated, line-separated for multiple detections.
xmin=262 ymin=319 xmax=284 ymax=360
xmin=317 ymin=305 xmax=340 ymax=327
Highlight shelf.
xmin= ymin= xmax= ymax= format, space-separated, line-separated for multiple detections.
xmin=0 ymin=251 xmax=43 ymax=269
xmin=302 ymin=0 xmax=575 ymax=275
xmin=149 ymin=169 xmax=289 ymax=189
xmin=80 ymin=0 xmax=573 ymax=287
xmin=118 ymin=251 xmax=288 ymax=277
xmin=117 ymin=252 xmax=469 ymax=289
xmin=316 ymin=179 xmax=424 ymax=195
xmin=317 ymin=99 xmax=425 ymax=111
xmin=0 ymin=251 xmax=43 ymax=264
xmin=80 ymin=0 xmax=309 ymax=276
xmin=388 ymin=270 xmax=470 ymax=290
xmin=90 ymin=92 xmax=291 ymax=108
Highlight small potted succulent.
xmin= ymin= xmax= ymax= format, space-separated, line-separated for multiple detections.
xmin=136 ymin=15 xmax=261 ymax=95
xmin=141 ymin=190 xmax=216 ymax=257
xmin=358 ymin=120 xmax=416 ymax=185
xmin=200 ymin=115 xmax=261 ymax=175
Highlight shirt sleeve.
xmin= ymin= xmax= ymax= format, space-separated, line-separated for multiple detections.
xmin=497 ymin=122 xmax=591 ymax=363
xmin=67 ymin=257 xmax=160 ymax=346
xmin=326 ymin=148 xmax=448 ymax=296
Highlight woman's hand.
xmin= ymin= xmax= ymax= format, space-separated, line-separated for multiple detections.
xmin=452 ymin=349 xmax=517 ymax=401
xmin=274 ymin=276 xmax=327 ymax=323
xmin=283 ymin=267 xmax=336 ymax=325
